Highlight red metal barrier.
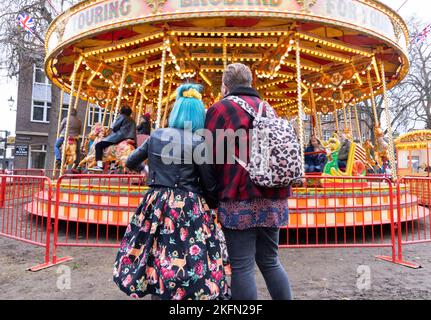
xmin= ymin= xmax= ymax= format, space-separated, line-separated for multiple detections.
xmin=9 ymin=169 xmax=46 ymax=176
xmin=0 ymin=175 xmax=53 ymax=271
xmin=281 ymin=176 xmax=396 ymax=253
xmin=49 ymin=174 xmax=148 ymax=267
xmin=393 ymin=176 xmax=431 ymax=269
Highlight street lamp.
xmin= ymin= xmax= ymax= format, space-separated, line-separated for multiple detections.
xmin=8 ymin=96 xmax=15 ymax=111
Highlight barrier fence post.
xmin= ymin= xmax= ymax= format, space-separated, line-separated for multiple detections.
xmin=28 ymin=178 xmax=54 ymax=271
xmin=52 ymin=175 xmax=73 ymax=267
xmin=0 ymin=175 xmax=6 ymax=208
xmin=376 ymin=177 xmax=421 ymax=269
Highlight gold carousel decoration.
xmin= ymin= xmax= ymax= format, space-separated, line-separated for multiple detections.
xmin=44 ymin=0 xmax=409 ymax=176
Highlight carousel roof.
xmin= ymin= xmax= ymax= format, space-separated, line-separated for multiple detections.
xmin=45 ymin=0 xmax=409 ymax=117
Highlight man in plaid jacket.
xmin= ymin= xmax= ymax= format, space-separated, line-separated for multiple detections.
xmin=205 ymin=63 xmax=292 ymax=300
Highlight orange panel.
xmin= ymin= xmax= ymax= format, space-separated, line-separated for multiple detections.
xmin=318 ymin=199 xmax=326 ymax=206
xmin=297 ymin=199 xmax=307 ymax=207
xmin=373 ymin=211 xmax=382 ymax=222
xmin=130 ymin=197 xmax=140 ymax=206
xmin=371 ymin=197 xmax=379 ymax=204
xmin=356 ymin=197 xmax=364 ymax=205
xmin=78 ymin=208 xmax=86 ymax=220
xmin=338 ymin=198 xmax=347 ymax=206
xmin=111 ymin=211 xmax=120 ymax=224
xmin=110 ymin=196 xmax=120 ymax=205
xmin=63 ymin=206 xmax=70 ymax=220
xmin=95 ymin=210 xmax=104 ymax=222
xmin=336 ymin=213 xmax=346 ymax=225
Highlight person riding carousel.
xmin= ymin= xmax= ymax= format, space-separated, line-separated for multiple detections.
xmin=55 ymin=108 xmax=82 ymax=169
xmin=304 ymin=136 xmax=327 ymax=173
xmin=92 ymin=106 xmax=136 ymax=172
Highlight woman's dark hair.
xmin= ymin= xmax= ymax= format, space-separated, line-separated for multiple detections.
xmin=120 ymin=106 xmax=132 ymax=117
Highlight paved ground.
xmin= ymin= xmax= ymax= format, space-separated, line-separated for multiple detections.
xmin=1 ymin=236 xmax=431 ymax=300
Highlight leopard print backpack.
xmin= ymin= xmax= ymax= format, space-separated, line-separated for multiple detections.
xmin=227 ymin=96 xmax=303 ymax=188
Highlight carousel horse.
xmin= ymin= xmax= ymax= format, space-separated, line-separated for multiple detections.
xmin=374 ymin=127 xmax=390 ymax=167
xmin=79 ymin=123 xmax=136 ymax=170
xmin=322 ymin=133 xmax=367 ymax=177
xmin=62 ymin=136 xmax=78 ymax=167
xmin=322 ymin=134 xmax=341 ymax=176
xmin=78 ymin=123 xmax=106 ymax=169
xmin=363 ymin=140 xmax=379 ymax=171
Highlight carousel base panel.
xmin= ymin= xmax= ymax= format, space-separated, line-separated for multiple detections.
xmin=26 ymin=182 xmax=430 ymax=229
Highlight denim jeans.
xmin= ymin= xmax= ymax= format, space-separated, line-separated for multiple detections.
xmin=55 ymin=137 xmax=65 ymax=161
xmin=223 ymin=227 xmax=293 ymax=300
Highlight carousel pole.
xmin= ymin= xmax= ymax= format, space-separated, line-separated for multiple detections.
xmin=317 ymin=113 xmax=323 ymax=140
xmin=113 ymin=57 xmax=129 ymax=122
xmin=367 ymin=69 xmax=380 ymax=126
xmin=91 ymin=102 xmax=97 ymax=125
xmin=296 ymin=38 xmax=306 ymax=177
xmin=354 ymin=104 xmax=363 ymax=144
xmin=310 ymin=88 xmax=318 ymax=138
xmin=108 ymin=98 xmax=116 ymax=128
xmin=81 ymin=100 xmax=91 ymax=141
xmin=333 ymin=104 xmax=340 ymax=134
xmin=60 ymin=56 xmax=83 ymax=176
xmin=223 ymin=36 xmax=228 ymax=69
xmin=53 ymin=89 xmax=65 ymax=178
xmin=131 ymin=87 xmax=139 ymax=118
xmin=161 ymin=74 xmax=174 ymax=128
xmin=79 ymin=100 xmax=91 ymax=161
xmin=340 ymin=89 xmax=348 ymax=132
xmin=156 ymin=39 xmax=168 ymax=129
xmin=348 ymin=105 xmax=353 ymax=133
xmin=136 ymin=61 xmax=148 ymax=123
xmin=380 ymin=62 xmax=397 ymax=180
xmin=102 ymin=89 xmax=112 ymax=126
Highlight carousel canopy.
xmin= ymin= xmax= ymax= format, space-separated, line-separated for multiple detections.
xmin=45 ymin=0 xmax=409 ymax=117
xmin=395 ymin=131 xmax=431 ymax=150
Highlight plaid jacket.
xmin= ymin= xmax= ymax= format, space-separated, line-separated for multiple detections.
xmin=204 ymin=86 xmax=291 ymax=202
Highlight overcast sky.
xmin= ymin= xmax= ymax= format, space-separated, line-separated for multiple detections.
xmin=0 ymin=0 xmax=430 ymax=135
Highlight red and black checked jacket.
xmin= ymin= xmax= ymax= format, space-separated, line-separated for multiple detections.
xmin=204 ymin=86 xmax=291 ymax=202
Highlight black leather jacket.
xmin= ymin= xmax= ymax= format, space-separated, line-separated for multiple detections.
xmin=126 ymin=128 xmax=219 ymax=209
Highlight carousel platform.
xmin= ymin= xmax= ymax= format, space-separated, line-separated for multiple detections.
xmin=26 ymin=179 xmax=429 ymax=229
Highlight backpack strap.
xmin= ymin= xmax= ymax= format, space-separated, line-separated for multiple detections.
xmin=226 ymin=96 xmax=257 ymax=118
xmin=227 ymin=96 xmax=276 ymax=119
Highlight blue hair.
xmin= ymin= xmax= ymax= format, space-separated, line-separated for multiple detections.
xmin=168 ymin=83 xmax=206 ymax=132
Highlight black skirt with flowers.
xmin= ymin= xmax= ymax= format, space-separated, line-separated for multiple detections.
xmin=113 ymin=187 xmax=230 ymax=300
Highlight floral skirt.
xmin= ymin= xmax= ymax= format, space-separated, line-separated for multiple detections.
xmin=113 ymin=188 xmax=230 ymax=300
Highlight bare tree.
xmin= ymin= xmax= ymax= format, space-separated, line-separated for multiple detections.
xmin=389 ymin=18 xmax=431 ymax=131
xmin=0 ymin=0 xmax=79 ymax=171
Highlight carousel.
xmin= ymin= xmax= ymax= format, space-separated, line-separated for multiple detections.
xmin=395 ymin=130 xmax=431 ymax=207
xmin=28 ymin=0 xmax=428 ymax=228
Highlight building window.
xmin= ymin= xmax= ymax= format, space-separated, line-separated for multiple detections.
xmin=362 ymin=133 xmax=368 ymax=142
xmin=88 ymin=105 xmax=103 ymax=127
xmin=29 ymin=144 xmax=47 ymax=169
xmin=31 ymin=100 xmax=51 ymax=123
xmin=322 ymin=114 xmax=332 ymax=122
xmin=34 ymin=64 xmax=50 ymax=85
xmin=323 ymin=130 xmax=332 ymax=141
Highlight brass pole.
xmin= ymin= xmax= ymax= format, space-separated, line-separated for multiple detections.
xmin=53 ymin=89 xmax=65 ymax=178
xmin=113 ymin=57 xmax=129 ymax=122
xmin=156 ymin=39 xmax=168 ymax=129
xmin=136 ymin=61 xmax=149 ymax=123
xmin=60 ymin=56 xmax=83 ymax=176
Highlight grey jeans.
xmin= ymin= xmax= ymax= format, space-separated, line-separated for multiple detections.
xmin=223 ymin=227 xmax=293 ymax=300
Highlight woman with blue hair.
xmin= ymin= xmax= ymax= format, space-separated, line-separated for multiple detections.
xmin=113 ymin=84 xmax=230 ymax=300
